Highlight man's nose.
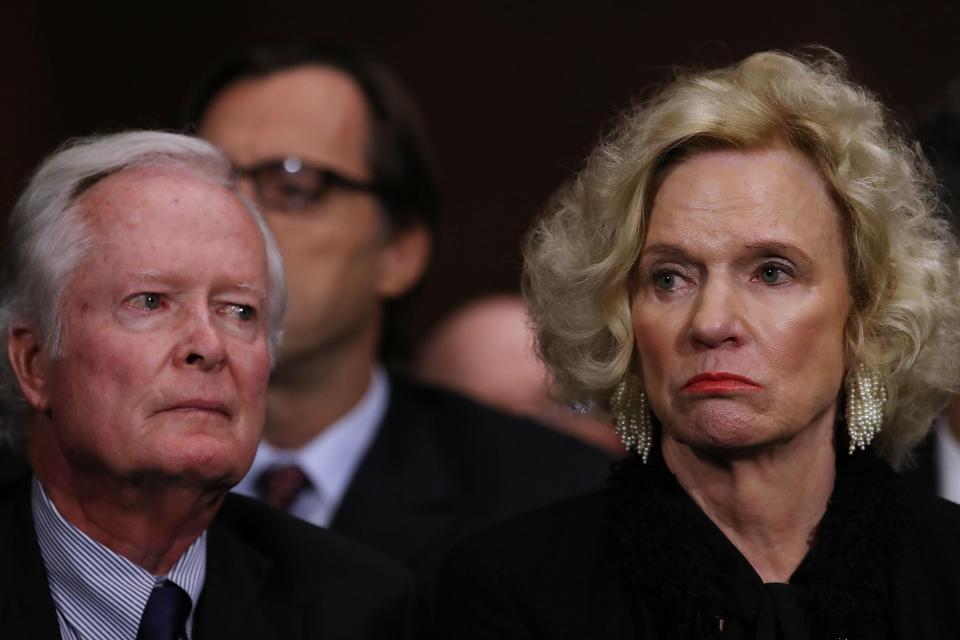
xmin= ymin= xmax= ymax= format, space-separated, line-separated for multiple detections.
xmin=176 ymin=308 xmax=227 ymax=372
xmin=687 ymin=276 xmax=745 ymax=350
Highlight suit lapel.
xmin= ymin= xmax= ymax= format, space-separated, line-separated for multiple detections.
xmin=0 ymin=455 xmax=310 ymax=640
xmin=330 ymin=376 xmax=463 ymax=568
xmin=0 ymin=470 xmax=61 ymax=640
xmin=0 ymin=594 xmax=62 ymax=640
xmin=195 ymin=513 xmax=303 ymax=640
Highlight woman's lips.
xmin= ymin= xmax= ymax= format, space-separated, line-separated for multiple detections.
xmin=681 ymin=372 xmax=762 ymax=394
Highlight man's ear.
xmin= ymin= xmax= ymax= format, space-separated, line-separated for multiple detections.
xmin=376 ymin=223 xmax=432 ymax=299
xmin=7 ymin=325 xmax=52 ymax=412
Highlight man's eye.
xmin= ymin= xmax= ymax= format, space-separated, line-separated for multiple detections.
xmin=226 ymin=303 xmax=256 ymax=322
xmin=128 ymin=293 xmax=164 ymax=311
xmin=279 ymin=183 xmax=315 ymax=199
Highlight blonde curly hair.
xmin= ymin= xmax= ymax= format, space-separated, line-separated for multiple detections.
xmin=523 ymin=48 xmax=960 ymax=467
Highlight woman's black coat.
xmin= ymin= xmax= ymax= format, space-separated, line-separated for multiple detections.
xmin=436 ymin=449 xmax=960 ymax=639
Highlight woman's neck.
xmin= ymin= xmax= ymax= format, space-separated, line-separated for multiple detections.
xmin=661 ymin=416 xmax=837 ymax=583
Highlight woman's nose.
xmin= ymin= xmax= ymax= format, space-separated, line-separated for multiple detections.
xmin=687 ymin=277 xmax=745 ymax=350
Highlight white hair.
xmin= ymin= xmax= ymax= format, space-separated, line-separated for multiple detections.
xmin=0 ymin=130 xmax=287 ymax=444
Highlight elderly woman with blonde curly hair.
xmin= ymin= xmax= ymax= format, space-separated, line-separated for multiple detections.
xmin=436 ymin=49 xmax=960 ymax=639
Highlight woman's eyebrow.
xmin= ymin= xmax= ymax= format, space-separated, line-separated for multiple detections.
xmin=638 ymin=244 xmax=689 ymax=261
xmin=743 ymin=241 xmax=814 ymax=267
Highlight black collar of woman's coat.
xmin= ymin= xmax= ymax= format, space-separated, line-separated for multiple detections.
xmin=605 ymin=433 xmax=903 ymax=639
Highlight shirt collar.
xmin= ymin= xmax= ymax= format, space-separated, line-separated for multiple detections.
xmin=236 ymin=365 xmax=389 ymax=513
xmin=935 ymin=415 xmax=960 ymax=504
xmin=32 ymin=477 xmax=207 ymax=639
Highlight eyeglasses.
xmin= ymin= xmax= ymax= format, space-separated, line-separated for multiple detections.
xmin=233 ymin=157 xmax=381 ymax=212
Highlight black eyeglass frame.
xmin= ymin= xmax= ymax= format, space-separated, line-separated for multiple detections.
xmin=232 ymin=156 xmax=384 ymax=212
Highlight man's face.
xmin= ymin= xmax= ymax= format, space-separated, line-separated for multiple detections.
xmin=198 ymin=65 xmax=395 ymax=366
xmin=39 ymin=166 xmax=271 ymax=487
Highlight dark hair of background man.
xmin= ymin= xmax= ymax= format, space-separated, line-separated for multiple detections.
xmin=183 ymin=42 xmax=441 ymax=362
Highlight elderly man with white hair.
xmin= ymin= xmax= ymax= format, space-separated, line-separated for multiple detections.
xmin=0 ymin=131 xmax=414 ymax=639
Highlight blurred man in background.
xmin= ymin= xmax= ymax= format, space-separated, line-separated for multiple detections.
xmin=185 ymin=43 xmax=611 ymax=589
xmin=415 ymin=294 xmax=623 ymax=455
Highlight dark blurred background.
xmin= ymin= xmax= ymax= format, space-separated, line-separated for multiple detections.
xmin=4 ymin=0 xmax=959 ymax=348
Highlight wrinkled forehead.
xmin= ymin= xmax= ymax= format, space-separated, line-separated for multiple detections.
xmin=71 ymin=165 xmax=269 ymax=285
xmin=645 ymin=142 xmax=851 ymax=249
xmin=76 ymin=164 xmax=230 ymax=222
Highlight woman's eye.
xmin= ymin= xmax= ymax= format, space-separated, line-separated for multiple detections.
xmin=128 ymin=293 xmax=163 ymax=311
xmin=758 ymin=264 xmax=790 ymax=285
xmin=654 ymin=271 xmax=680 ymax=290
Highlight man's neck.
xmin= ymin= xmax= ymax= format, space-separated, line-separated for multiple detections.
xmin=264 ymin=325 xmax=380 ymax=450
xmin=662 ymin=414 xmax=836 ymax=584
xmin=28 ymin=431 xmax=221 ymax=576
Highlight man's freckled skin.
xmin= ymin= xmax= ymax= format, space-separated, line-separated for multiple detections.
xmin=40 ymin=164 xmax=273 ymax=487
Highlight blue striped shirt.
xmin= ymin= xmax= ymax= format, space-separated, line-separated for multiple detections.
xmin=31 ymin=478 xmax=207 ymax=640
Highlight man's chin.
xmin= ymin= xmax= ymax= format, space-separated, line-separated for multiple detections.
xmin=126 ymin=464 xmax=243 ymax=495
xmin=133 ymin=439 xmax=255 ymax=492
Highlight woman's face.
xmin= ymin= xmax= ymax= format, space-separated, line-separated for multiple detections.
xmin=631 ymin=147 xmax=852 ymax=454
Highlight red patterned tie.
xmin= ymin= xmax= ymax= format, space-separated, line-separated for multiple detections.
xmin=257 ymin=464 xmax=310 ymax=511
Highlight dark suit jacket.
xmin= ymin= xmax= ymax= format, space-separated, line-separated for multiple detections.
xmin=436 ymin=478 xmax=960 ymax=639
xmin=329 ymin=375 xmax=613 ymax=589
xmin=901 ymin=431 xmax=940 ymax=494
xmin=0 ymin=469 xmax=416 ymax=639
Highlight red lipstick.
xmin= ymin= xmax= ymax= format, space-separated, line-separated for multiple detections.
xmin=682 ymin=372 xmax=762 ymax=394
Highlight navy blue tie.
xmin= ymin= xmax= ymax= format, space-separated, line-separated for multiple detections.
xmin=136 ymin=579 xmax=192 ymax=640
